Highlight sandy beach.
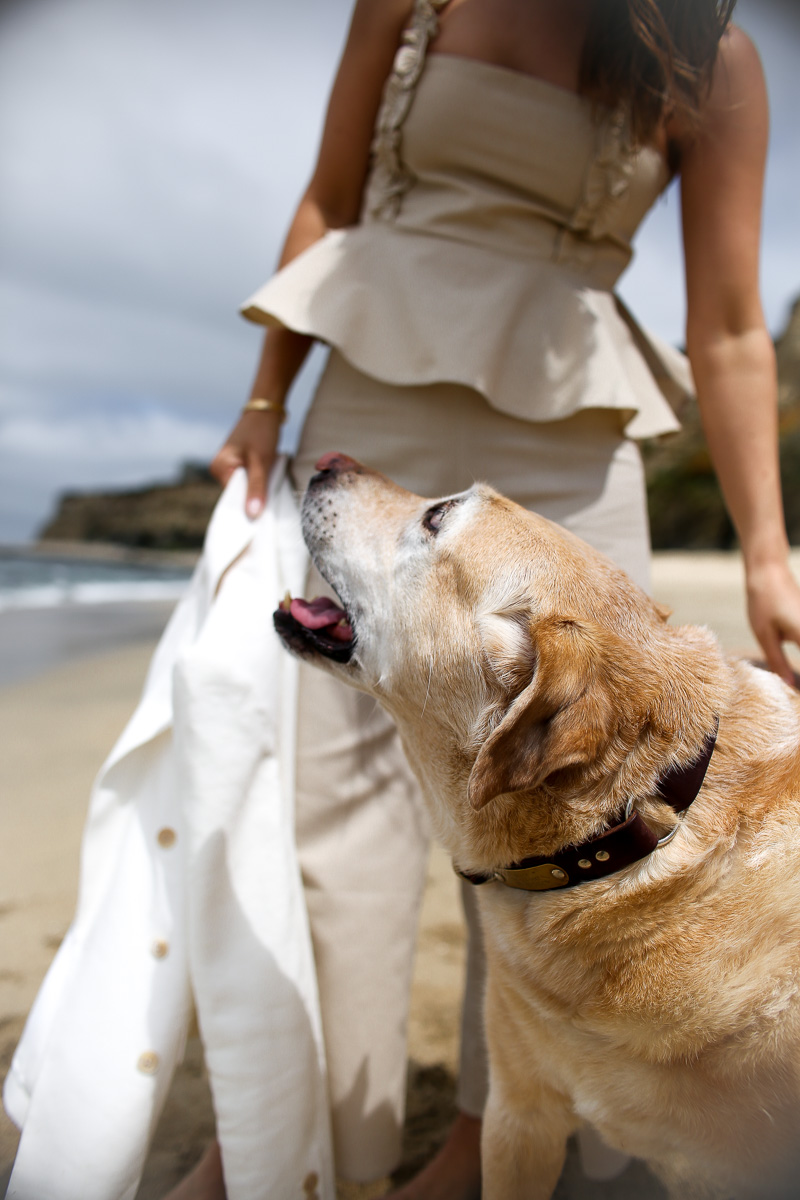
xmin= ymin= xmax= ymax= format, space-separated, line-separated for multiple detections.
xmin=1 ymin=553 xmax=793 ymax=1198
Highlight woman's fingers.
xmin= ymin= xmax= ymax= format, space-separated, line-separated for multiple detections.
xmin=209 ymin=444 xmax=244 ymax=487
xmin=757 ymin=624 xmax=795 ymax=686
xmin=747 ymin=564 xmax=800 ymax=686
xmin=245 ymin=451 xmax=268 ymax=519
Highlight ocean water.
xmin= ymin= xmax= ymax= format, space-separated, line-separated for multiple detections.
xmin=0 ymin=550 xmax=194 ymax=613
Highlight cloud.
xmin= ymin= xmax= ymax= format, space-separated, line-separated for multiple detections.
xmin=0 ymin=0 xmax=348 ymax=315
xmin=0 ymin=409 xmax=219 ymax=468
xmin=0 ymin=0 xmax=351 ymax=537
xmin=0 ymin=278 xmax=251 ymax=411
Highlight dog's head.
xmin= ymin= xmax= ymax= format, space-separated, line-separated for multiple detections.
xmin=275 ymin=454 xmax=723 ymax=861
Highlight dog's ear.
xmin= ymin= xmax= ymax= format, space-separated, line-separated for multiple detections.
xmin=468 ymin=616 xmax=617 ymax=810
xmin=478 ymin=610 xmax=537 ymax=691
xmin=653 ymin=599 xmax=671 ymax=623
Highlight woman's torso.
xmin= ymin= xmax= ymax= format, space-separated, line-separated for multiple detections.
xmin=364 ymin=49 xmax=670 ymax=289
xmin=240 ymin=0 xmax=690 ymax=438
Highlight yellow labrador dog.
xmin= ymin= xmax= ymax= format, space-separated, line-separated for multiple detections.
xmin=275 ymin=453 xmax=800 ymax=1200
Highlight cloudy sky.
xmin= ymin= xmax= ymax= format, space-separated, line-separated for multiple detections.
xmin=1 ymin=0 xmax=798 ymax=541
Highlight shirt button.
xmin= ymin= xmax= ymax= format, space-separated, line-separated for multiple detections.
xmin=151 ymin=939 xmax=169 ymax=959
xmin=157 ymin=827 xmax=176 ymax=848
xmin=137 ymin=1051 xmax=160 ymax=1075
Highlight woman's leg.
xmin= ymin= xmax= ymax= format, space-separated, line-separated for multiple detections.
xmin=293 ymin=598 xmax=431 ymax=1180
xmin=290 ymin=356 xmax=451 ymax=1181
xmin=163 ymin=1142 xmax=224 ymax=1200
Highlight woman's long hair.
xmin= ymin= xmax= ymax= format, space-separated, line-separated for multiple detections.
xmin=580 ymin=0 xmax=737 ymax=142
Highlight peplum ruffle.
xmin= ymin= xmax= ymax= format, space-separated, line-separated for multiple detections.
xmin=240 ymin=223 xmax=688 ymax=440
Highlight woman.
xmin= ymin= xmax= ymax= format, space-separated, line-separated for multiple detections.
xmin=180 ymin=0 xmax=800 ymax=1196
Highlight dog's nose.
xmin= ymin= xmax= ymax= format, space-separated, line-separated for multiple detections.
xmin=313 ymin=452 xmax=361 ymax=476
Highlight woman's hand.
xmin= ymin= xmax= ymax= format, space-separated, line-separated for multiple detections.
xmin=210 ymin=409 xmax=282 ymax=519
xmin=746 ymin=559 xmax=800 ymax=686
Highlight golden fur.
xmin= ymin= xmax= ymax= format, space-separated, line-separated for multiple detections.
xmin=287 ymin=458 xmax=800 ymax=1199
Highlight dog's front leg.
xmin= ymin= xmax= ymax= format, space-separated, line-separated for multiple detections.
xmin=481 ymin=977 xmax=576 ymax=1199
xmin=481 ymin=1088 xmax=572 ymax=1200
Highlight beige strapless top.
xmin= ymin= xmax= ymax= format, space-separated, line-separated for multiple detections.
xmin=241 ymin=29 xmax=691 ymax=438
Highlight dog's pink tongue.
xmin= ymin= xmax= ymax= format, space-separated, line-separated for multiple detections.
xmin=290 ymin=596 xmax=353 ymax=641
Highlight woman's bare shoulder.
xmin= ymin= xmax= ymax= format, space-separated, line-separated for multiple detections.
xmin=710 ymin=24 xmax=767 ymax=109
xmin=302 ymin=0 xmax=417 ymax=226
xmin=334 ymin=0 xmax=417 ymax=89
xmin=667 ymin=23 xmax=767 ymax=152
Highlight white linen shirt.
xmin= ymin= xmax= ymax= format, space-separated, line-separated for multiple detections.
xmin=4 ymin=464 xmax=334 ymax=1200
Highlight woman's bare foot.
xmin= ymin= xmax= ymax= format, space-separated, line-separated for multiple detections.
xmin=384 ymin=1112 xmax=482 ymax=1200
xmin=162 ymin=1140 xmax=226 ymax=1200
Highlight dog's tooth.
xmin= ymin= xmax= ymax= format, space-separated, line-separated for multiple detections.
xmin=280 ymin=591 xmax=292 ymax=612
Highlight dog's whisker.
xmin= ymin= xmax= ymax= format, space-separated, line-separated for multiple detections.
xmin=421 ymin=654 xmax=434 ymax=717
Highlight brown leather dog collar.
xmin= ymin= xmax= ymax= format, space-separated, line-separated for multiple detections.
xmin=457 ymin=721 xmax=719 ymax=893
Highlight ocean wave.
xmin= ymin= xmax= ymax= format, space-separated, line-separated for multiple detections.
xmin=0 ymin=578 xmax=190 ymax=612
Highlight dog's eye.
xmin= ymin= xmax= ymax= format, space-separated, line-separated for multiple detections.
xmin=423 ymin=501 xmax=454 ymax=534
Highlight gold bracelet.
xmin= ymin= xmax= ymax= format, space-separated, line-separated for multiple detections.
xmin=242 ymin=397 xmax=287 ymax=421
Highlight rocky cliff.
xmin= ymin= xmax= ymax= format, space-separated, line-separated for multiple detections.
xmin=39 ymin=463 xmax=221 ymax=550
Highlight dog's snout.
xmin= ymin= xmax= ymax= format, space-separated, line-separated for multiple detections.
xmin=314 ymin=452 xmax=361 ymax=475
xmin=310 ymin=452 xmax=364 ymax=488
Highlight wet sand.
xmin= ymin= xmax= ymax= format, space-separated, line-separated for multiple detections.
xmin=1 ymin=553 xmax=795 ymax=1197
xmin=0 ymin=599 xmax=179 ymax=687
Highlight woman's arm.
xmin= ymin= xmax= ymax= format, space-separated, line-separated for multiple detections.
xmin=211 ymin=0 xmax=414 ymax=515
xmin=676 ymin=26 xmax=800 ymax=682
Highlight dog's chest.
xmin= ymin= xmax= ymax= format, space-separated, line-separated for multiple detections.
xmin=480 ymin=859 xmax=800 ymax=1058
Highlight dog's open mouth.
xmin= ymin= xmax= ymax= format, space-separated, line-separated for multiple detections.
xmin=273 ymin=592 xmax=355 ymax=663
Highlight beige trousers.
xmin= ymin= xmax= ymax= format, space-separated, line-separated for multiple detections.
xmin=291 ymin=352 xmax=651 ymax=1181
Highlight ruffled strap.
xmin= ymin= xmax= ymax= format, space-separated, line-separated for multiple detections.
xmin=368 ymin=0 xmax=450 ymax=220
xmin=564 ymin=108 xmax=637 ymax=247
